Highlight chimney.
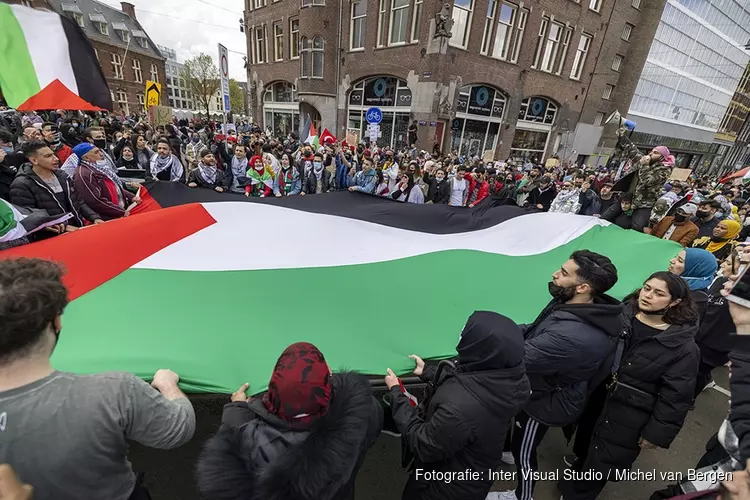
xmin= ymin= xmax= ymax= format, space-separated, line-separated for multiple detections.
xmin=120 ymin=2 xmax=136 ymax=19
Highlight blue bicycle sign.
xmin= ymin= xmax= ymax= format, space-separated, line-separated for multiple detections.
xmin=366 ymin=107 xmax=383 ymax=124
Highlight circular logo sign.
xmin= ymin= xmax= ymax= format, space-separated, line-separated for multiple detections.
xmin=531 ymin=98 xmax=545 ymax=116
xmin=476 ymin=87 xmax=489 ymax=106
xmin=373 ymin=78 xmax=388 ymax=98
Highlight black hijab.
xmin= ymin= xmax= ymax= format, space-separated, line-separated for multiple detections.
xmin=457 ymin=311 xmax=525 ymax=372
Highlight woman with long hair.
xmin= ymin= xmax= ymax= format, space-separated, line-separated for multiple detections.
xmin=559 ymin=272 xmax=699 ymax=500
xmin=131 ymin=134 xmax=153 ymax=170
xmin=391 ymin=173 xmax=424 ymax=204
xmin=374 ymin=168 xmax=389 ymax=197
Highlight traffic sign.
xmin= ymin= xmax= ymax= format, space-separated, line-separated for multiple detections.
xmin=366 ymin=107 xmax=383 ymax=124
xmin=145 ymin=80 xmax=161 ymax=108
xmin=218 ymin=43 xmax=230 ymax=113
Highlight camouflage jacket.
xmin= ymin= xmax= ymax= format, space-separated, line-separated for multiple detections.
xmin=619 ymin=136 xmax=672 ymax=209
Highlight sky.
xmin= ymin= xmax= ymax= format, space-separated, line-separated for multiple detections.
xmin=99 ymin=0 xmax=247 ymax=81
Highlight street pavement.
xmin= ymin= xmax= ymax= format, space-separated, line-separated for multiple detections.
xmin=130 ymin=368 xmax=730 ymax=500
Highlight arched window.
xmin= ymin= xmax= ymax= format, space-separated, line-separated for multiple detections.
xmin=312 ymin=36 xmax=324 ymax=78
xmin=263 ymin=82 xmax=299 ymax=137
xmin=300 ymin=37 xmax=309 ymax=77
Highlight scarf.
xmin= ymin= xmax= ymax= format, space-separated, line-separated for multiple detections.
xmin=247 ymin=165 xmax=273 ymax=188
xmin=703 ymin=220 xmax=741 ymax=254
xmin=280 ymin=167 xmax=294 ymax=195
xmin=681 ymin=248 xmax=719 ymax=291
xmin=231 ymin=155 xmax=249 ymax=179
xmin=150 ymin=153 xmax=183 ymax=182
xmin=303 ymin=160 xmax=313 ymax=176
xmin=197 ymin=162 xmax=217 ymax=185
xmin=262 ymin=342 xmax=332 ymax=430
xmin=84 ymin=157 xmax=124 ymax=191
xmin=136 ymin=148 xmax=152 ymax=170
xmin=313 ymin=163 xmax=324 ymax=180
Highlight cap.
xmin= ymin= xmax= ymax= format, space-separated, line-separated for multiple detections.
xmin=677 ymin=203 xmax=698 ymax=216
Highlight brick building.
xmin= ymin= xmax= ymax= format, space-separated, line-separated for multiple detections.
xmin=244 ymin=0 xmax=665 ymax=162
xmin=7 ymin=0 xmax=167 ymax=115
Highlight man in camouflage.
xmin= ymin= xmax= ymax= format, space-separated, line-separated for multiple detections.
xmin=615 ymin=129 xmax=674 ymax=232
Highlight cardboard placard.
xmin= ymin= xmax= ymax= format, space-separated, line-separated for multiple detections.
xmin=545 ymin=158 xmax=559 ymax=168
xmin=346 ymin=130 xmax=359 ymax=147
xmin=482 ymin=149 xmax=494 ymax=162
xmin=669 ymin=168 xmax=692 ymax=182
xmin=148 ymin=105 xmax=172 ymax=125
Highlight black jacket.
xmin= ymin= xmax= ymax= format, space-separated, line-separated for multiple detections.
xmin=197 ymin=372 xmax=383 ymax=500
xmin=730 ymin=338 xmax=750 ymax=463
xmin=570 ymin=307 xmax=699 ymax=479
xmin=602 ymin=203 xmax=633 ymax=229
xmin=0 ymin=162 xmax=16 ymax=201
xmin=522 ymin=296 xmax=624 ymax=427
xmin=695 ymin=277 xmax=735 ymax=368
xmin=578 ymin=189 xmax=601 ymax=216
xmin=115 ymin=156 xmax=139 ymax=169
xmin=302 ymin=169 xmax=333 ymax=195
xmin=387 ymin=312 xmax=530 ymax=500
xmin=188 ymin=168 xmax=228 ymax=190
xmin=423 ymin=174 xmax=450 ymax=204
xmin=526 ymin=185 xmax=557 ymax=212
xmin=9 ymin=164 xmax=99 ymax=226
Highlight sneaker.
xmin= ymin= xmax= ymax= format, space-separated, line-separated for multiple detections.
xmin=485 ymin=491 xmax=519 ymax=500
xmin=563 ymin=454 xmax=578 ymax=469
xmin=501 ymin=451 xmax=515 ymax=465
xmin=704 ymin=380 xmax=717 ymax=391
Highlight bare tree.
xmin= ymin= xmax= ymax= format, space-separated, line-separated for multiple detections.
xmin=182 ymin=53 xmax=220 ymax=116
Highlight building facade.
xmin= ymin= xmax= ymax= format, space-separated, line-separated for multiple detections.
xmin=13 ymin=0 xmax=168 ymax=115
xmin=625 ymin=0 xmax=750 ymax=173
xmin=244 ymin=0 xmax=664 ymax=162
xmin=158 ymin=45 xmax=195 ymax=112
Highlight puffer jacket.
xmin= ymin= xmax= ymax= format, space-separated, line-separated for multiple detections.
xmin=197 ymin=372 xmax=383 ymax=500
xmin=521 ymin=296 xmax=624 ymax=427
xmin=9 ymin=164 xmax=99 ymax=226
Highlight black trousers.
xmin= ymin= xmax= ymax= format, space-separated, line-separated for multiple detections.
xmin=694 ymin=360 xmax=716 ymax=399
xmin=630 ymin=208 xmax=652 ymax=232
xmin=511 ymin=412 xmax=550 ymax=500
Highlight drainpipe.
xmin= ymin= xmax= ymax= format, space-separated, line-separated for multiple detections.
xmin=335 ymin=0 xmax=344 ymax=135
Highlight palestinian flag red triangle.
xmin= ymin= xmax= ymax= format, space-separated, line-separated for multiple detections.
xmin=17 ymin=79 xmax=105 ymax=112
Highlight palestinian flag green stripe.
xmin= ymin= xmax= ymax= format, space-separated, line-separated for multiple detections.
xmin=0 ymin=3 xmax=41 ymax=106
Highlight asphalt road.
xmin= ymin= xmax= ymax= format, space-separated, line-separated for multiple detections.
xmin=130 ymin=368 xmax=730 ymax=500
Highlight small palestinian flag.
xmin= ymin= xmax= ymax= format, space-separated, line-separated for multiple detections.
xmin=305 ymin=121 xmax=319 ymax=149
xmin=0 ymin=183 xmax=681 ymax=393
xmin=0 ymin=199 xmax=73 ymax=249
xmin=0 ymin=3 xmax=112 ymax=111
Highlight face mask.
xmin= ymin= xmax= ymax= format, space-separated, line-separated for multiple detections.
xmin=191 ymin=137 xmax=200 ymax=143
xmin=674 ymin=213 xmax=688 ymax=223
xmin=93 ymin=138 xmax=106 ymax=150
xmin=123 ymin=153 xmax=133 ymax=160
xmin=717 ymin=212 xmax=725 ymax=218
xmin=1 ymin=146 xmax=13 ymax=153
xmin=314 ymin=161 xmax=322 ymax=168
xmin=548 ymin=281 xmax=578 ymax=302
xmin=436 ymin=175 xmax=445 ymax=182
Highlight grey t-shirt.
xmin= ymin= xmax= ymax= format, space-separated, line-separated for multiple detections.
xmin=0 ymin=371 xmax=196 ymax=500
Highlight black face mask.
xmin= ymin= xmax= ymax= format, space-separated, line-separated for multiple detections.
xmin=673 ymin=213 xmax=688 ymax=222
xmin=548 ymin=281 xmax=577 ymax=302
xmin=696 ymin=210 xmax=711 ymax=219
xmin=93 ymin=138 xmax=107 ymax=150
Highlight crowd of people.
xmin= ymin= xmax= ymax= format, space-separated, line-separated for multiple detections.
xmin=4 ymin=109 xmax=750 ymax=500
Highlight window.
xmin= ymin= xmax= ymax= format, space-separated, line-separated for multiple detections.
xmin=116 ymin=90 xmax=128 ymax=115
xmin=254 ymin=25 xmax=267 ymax=63
xmin=290 ymin=19 xmax=300 ymax=59
xmin=313 ymin=0 xmax=325 ymax=5
xmin=111 ymin=53 xmax=123 ymax=79
xmin=169 ymin=98 xmax=175 ymax=107
xmin=254 ymin=0 xmax=266 ymax=8
xmin=569 ymin=33 xmax=592 ymax=80
xmin=556 ymin=27 xmax=572 ymax=75
xmin=588 ymin=0 xmax=601 ymax=12
xmin=622 ymin=23 xmax=633 ymax=41
xmin=449 ymin=0 xmax=473 ymax=48
xmin=377 ymin=0 xmax=387 ymax=47
xmin=150 ymin=64 xmax=158 ymax=83
xmin=132 ymin=59 xmax=142 ymax=83
xmin=73 ymin=13 xmax=84 ymax=27
xmin=483 ymin=2 xmax=525 ymax=61
xmin=274 ymin=22 xmax=284 ymax=61
xmin=509 ymin=9 xmax=526 ymax=63
xmin=611 ymin=54 xmax=623 ymax=72
xmin=137 ymin=37 xmax=149 ymax=49
xmin=137 ymin=93 xmax=145 ymax=108
xmin=176 ymin=89 xmax=181 ymax=98
xmin=389 ymin=0 xmax=409 ymax=45
xmin=96 ymin=22 xmax=108 ymax=35
xmin=118 ymin=30 xmax=130 ymax=43
xmin=631 ymin=0 xmax=641 ymax=8
xmin=300 ymin=37 xmax=309 ymax=76
xmin=351 ymin=0 xmax=367 ymax=50
xmin=312 ymin=36 xmax=324 ymax=78
xmin=168 ymin=87 xmax=173 ymax=96
xmin=411 ymin=0 xmax=422 ymax=41
xmin=594 ymin=112 xmax=605 ymax=126
xmin=603 ymin=84 xmax=614 ymax=100
xmin=302 ymin=0 xmax=309 ymax=6
xmin=533 ymin=18 xmax=564 ymax=73
xmin=180 ymin=78 xmax=185 ymax=87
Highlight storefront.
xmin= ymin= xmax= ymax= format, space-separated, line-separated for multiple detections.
xmin=450 ymin=84 xmax=506 ymax=158
xmin=510 ymin=97 xmax=558 ymax=162
xmin=263 ymin=82 xmax=300 ymax=137
xmin=348 ymin=77 xmax=412 ymax=149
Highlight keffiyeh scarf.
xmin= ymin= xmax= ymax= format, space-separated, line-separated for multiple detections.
xmin=231 ymin=156 xmax=249 ymax=179
xmin=150 ymin=154 xmax=184 ymax=182
xmin=197 ymin=163 xmax=217 ymax=185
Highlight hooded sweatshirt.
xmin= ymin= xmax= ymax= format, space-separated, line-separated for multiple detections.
xmin=522 ymin=295 xmax=624 ymax=426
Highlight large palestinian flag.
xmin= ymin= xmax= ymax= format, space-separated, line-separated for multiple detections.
xmin=0 ymin=183 xmax=680 ymax=393
xmin=0 ymin=4 xmax=112 ymax=110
